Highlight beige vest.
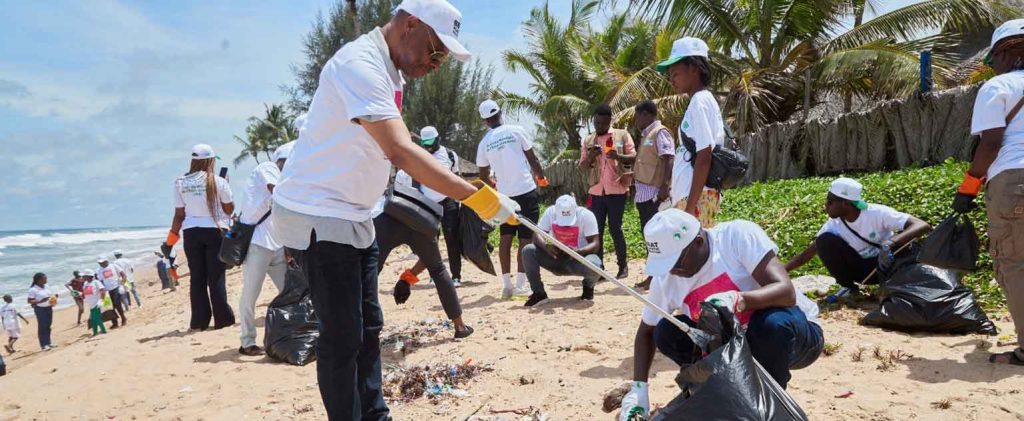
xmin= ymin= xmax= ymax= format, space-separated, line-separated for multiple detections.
xmin=634 ymin=122 xmax=673 ymax=185
xmin=584 ymin=129 xmax=631 ymax=187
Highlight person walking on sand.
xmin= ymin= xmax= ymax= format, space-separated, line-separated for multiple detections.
xmin=238 ymin=142 xmax=293 ymax=356
xmin=113 ymin=250 xmax=141 ymax=309
xmin=96 ymin=256 xmax=127 ymax=328
xmin=2 ymin=294 xmax=29 ymax=353
xmin=580 ymin=104 xmax=636 ymax=279
xmin=79 ymin=270 xmax=107 ymax=336
xmin=160 ymin=143 xmax=236 ymax=331
xmin=953 ymin=18 xmax=1024 ymax=366
xmin=155 ymin=251 xmax=178 ymax=291
xmin=476 ymin=99 xmax=548 ymax=299
xmin=27 ymin=273 xmax=57 ymax=351
xmin=661 ymin=37 xmax=724 ymax=228
xmin=521 ymin=195 xmax=603 ymax=307
xmin=65 ymin=270 xmax=86 ymax=325
xmin=270 ymin=1 xmax=520 ymax=418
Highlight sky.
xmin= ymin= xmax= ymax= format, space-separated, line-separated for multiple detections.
xmin=1 ymin=0 xmax=920 ymax=231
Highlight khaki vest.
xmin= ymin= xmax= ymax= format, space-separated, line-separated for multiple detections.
xmin=584 ymin=129 xmax=631 ymax=187
xmin=634 ymin=122 xmax=673 ymax=185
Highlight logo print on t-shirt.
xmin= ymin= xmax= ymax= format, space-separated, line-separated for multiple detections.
xmin=551 ymin=224 xmax=580 ymax=248
xmin=394 ymin=91 xmax=403 ymax=112
xmin=682 ymin=272 xmax=752 ymax=325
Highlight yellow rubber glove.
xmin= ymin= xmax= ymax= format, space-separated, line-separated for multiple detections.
xmin=462 ymin=180 xmax=521 ymax=226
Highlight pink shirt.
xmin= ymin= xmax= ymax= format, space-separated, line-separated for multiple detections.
xmin=579 ymin=132 xmax=636 ymax=196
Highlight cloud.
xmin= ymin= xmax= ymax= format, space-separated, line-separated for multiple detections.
xmin=0 ymin=79 xmax=30 ymax=98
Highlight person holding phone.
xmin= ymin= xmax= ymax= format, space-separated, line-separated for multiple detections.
xmin=162 ymin=143 xmax=236 ymax=331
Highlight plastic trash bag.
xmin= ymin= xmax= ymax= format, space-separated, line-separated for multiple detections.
xmin=862 ymin=257 xmax=996 ymax=335
xmin=919 ymin=213 xmax=979 ymax=272
xmin=459 ymin=209 xmax=496 ymax=276
xmin=653 ymin=302 xmax=809 ymax=421
xmin=264 ymin=252 xmax=320 ymax=366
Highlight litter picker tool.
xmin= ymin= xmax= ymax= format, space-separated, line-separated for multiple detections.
xmin=513 ymin=214 xmax=714 ymax=350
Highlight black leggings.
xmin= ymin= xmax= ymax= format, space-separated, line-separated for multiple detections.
xmin=183 ymin=227 xmax=235 ymax=330
xmin=375 ymin=214 xmax=462 ymax=320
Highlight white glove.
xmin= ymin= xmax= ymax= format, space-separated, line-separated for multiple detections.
xmin=704 ymin=291 xmax=745 ymax=313
xmin=619 ymin=381 xmax=650 ymax=421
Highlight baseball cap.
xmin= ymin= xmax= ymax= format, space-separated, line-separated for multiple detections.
xmin=829 ymin=177 xmax=868 ymax=210
xmin=479 ymin=99 xmax=500 ymax=119
xmin=657 ymin=37 xmax=709 ymax=73
xmin=191 ymin=144 xmax=217 ymax=160
xmin=553 ymin=195 xmax=578 ymax=226
xmin=420 ymin=126 xmax=439 ymax=146
xmin=274 ymin=141 xmax=296 ymax=161
xmin=81 ymin=269 xmax=95 ymax=277
xmin=986 ymin=19 xmax=1024 ymax=65
xmin=643 ymin=209 xmax=702 ymax=277
xmin=97 ymin=255 xmax=108 ymax=263
xmin=397 ymin=0 xmax=471 ymax=62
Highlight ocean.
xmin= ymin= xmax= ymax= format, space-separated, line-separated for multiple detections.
xmin=0 ymin=226 xmax=167 ymax=316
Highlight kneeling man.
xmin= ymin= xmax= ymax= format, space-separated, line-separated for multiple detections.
xmin=620 ymin=209 xmax=824 ymax=420
xmin=521 ymin=195 xmax=603 ymax=307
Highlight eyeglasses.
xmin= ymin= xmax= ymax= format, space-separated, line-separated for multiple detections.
xmin=425 ymin=26 xmax=450 ymax=65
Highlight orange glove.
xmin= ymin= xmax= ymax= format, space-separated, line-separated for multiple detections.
xmin=535 ymin=176 xmax=550 ymax=188
xmin=957 ymin=172 xmax=984 ymax=197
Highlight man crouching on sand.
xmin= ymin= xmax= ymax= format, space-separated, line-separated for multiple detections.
xmin=619 ymin=209 xmax=824 ymax=420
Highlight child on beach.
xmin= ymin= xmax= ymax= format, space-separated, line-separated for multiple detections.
xmin=1 ymin=295 xmax=30 ymax=353
xmin=80 ymin=270 xmax=107 ymax=336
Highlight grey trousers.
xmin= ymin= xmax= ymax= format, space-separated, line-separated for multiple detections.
xmin=374 ymin=213 xmax=462 ymax=320
xmin=239 ymin=244 xmax=287 ymax=348
xmin=522 ymin=243 xmax=603 ymax=296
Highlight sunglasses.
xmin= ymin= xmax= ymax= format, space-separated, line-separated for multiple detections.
xmin=425 ymin=25 xmax=450 ymax=65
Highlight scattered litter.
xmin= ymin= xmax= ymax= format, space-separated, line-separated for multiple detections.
xmin=572 ymin=344 xmax=601 ymax=354
xmin=835 ymin=391 xmax=854 ymax=399
xmin=178 ymin=385 xmax=192 ymax=393
xmin=518 ymin=375 xmax=535 ymax=385
xmin=381 ymin=318 xmax=451 ymax=355
xmin=490 ymin=406 xmax=536 ymax=416
xmin=383 ymin=358 xmax=492 ymax=403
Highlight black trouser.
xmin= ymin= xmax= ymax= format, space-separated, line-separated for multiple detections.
xmin=182 ymin=227 xmax=235 ymax=330
xmin=590 ymin=194 xmax=628 ymax=267
xmin=108 ymin=289 xmax=127 ymax=327
xmin=301 ymin=231 xmax=389 ymax=421
xmin=816 ymin=233 xmax=877 ymax=290
xmin=636 ymin=198 xmax=660 ymax=232
xmin=440 ymin=198 xmax=462 ymax=280
xmin=375 ymin=213 xmax=462 ymax=320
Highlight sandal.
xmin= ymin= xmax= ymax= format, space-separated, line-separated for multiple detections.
xmin=988 ymin=349 xmax=1024 ymax=366
xmin=454 ymin=325 xmax=474 ymax=339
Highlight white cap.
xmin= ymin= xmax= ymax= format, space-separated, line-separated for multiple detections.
xmin=479 ymin=99 xmax=500 ymax=119
xmin=81 ymin=269 xmax=95 ymax=277
xmin=657 ymin=37 xmax=709 ymax=72
xmin=992 ymin=19 xmax=1024 ymax=49
xmin=643 ymin=209 xmax=701 ymax=277
xmin=420 ymin=126 xmax=439 ymax=142
xmin=274 ymin=141 xmax=295 ymax=161
xmin=294 ymin=113 xmax=307 ymax=133
xmin=97 ymin=255 xmax=108 ymax=263
xmin=191 ymin=144 xmax=216 ymax=160
xmin=396 ymin=0 xmax=471 ymax=62
xmin=554 ymin=195 xmax=578 ymax=226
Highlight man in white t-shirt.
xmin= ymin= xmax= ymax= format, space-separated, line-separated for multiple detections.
xmin=619 ymin=209 xmax=824 ymax=421
xmin=476 ymin=99 xmax=548 ymax=299
xmin=270 ymin=2 xmax=519 ymax=419
xmin=785 ymin=178 xmax=930 ymax=298
xmin=521 ymin=195 xmax=603 ymax=307
xmin=113 ymin=250 xmax=140 ymax=309
xmin=954 ymin=19 xmax=1024 ymax=366
xmin=238 ymin=142 xmax=293 ymax=356
xmin=96 ymin=257 xmax=127 ymax=328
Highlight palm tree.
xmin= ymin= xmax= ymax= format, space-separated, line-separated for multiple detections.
xmin=622 ymin=0 xmax=1014 ymax=132
xmin=233 ymin=104 xmax=298 ymax=167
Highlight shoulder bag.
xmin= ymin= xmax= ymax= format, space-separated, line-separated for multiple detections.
xmin=218 ymin=210 xmax=272 ymax=269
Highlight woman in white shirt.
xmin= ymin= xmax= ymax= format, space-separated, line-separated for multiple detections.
xmin=162 ymin=144 xmax=236 ymax=331
xmin=27 ymin=273 xmax=56 ymax=350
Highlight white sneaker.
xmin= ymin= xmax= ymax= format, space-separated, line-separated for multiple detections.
xmin=513 ymin=286 xmax=531 ymax=297
xmin=452 ymin=278 xmax=462 ymax=288
xmin=501 ymin=287 xmax=513 ymax=300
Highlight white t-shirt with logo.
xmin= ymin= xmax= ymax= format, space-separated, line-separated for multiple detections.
xmin=395 ymin=146 xmax=460 ymax=204
xmin=537 ymin=206 xmax=600 ymax=249
xmin=28 ymin=285 xmax=54 ymax=308
xmin=971 ymin=70 xmax=1024 ymax=181
xmin=1 ymin=303 xmax=20 ymax=331
xmin=816 ymin=204 xmax=909 ymax=259
xmin=96 ymin=265 xmax=122 ymax=293
xmin=274 ymin=27 xmax=405 ymax=222
xmin=241 ymin=161 xmax=283 ymax=251
xmin=82 ymin=279 xmax=106 ymax=310
xmin=476 ymin=124 xmax=536 ymax=197
xmin=174 ymin=172 xmax=233 ymax=229
xmin=670 ymin=90 xmax=726 ymax=205
xmin=642 ymin=221 xmax=819 ymax=327
xmin=114 ymin=257 xmax=134 ymax=284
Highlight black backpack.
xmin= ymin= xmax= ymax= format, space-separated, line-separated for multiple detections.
xmin=680 ymin=116 xmax=749 ymax=190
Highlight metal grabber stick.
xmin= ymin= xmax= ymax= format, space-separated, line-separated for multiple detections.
xmin=513 ymin=214 xmax=713 ymax=349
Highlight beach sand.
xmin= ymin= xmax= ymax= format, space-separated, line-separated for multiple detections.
xmin=1 ymin=252 xmax=1022 ymax=420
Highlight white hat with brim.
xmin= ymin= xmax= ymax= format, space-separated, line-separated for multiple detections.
xmin=829 ymin=177 xmax=868 ymax=210
xmin=81 ymin=269 xmax=95 ymax=277
xmin=643 ymin=209 xmax=701 ymax=277
xmin=97 ymin=256 xmax=108 ymax=263
xmin=420 ymin=126 xmax=439 ymax=146
xmin=554 ymin=195 xmax=578 ymax=226
xmin=479 ymin=99 xmax=500 ymax=119
xmin=397 ymin=0 xmax=471 ymax=62
xmin=987 ymin=19 xmax=1024 ymax=65
xmin=274 ymin=141 xmax=296 ymax=161
xmin=191 ymin=143 xmax=217 ymax=160
xmin=656 ymin=37 xmax=710 ymax=73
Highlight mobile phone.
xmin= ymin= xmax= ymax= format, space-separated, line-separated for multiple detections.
xmin=219 ymin=167 xmax=228 ymax=178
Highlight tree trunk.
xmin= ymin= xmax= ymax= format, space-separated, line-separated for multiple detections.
xmin=346 ymin=0 xmax=359 ymax=34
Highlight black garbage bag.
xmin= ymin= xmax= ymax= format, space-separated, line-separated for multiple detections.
xmin=653 ymin=303 xmax=809 ymax=421
xmin=264 ymin=252 xmax=320 ymax=366
xmin=919 ymin=213 xmax=979 ymax=272
xmin=459 ymin=209 xmax=496 ymax=276
xmin=862 ymin=258 xmax=996 ymax=335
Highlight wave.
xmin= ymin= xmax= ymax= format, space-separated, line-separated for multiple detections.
xmin=0 ymin=228 xmax=166 ymax=249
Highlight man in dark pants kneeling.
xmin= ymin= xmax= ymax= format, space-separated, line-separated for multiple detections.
xmin=619 ymin=209 xmax=824 ymax=420
xmin=521 ymin=195 xmax=603 ymax=307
